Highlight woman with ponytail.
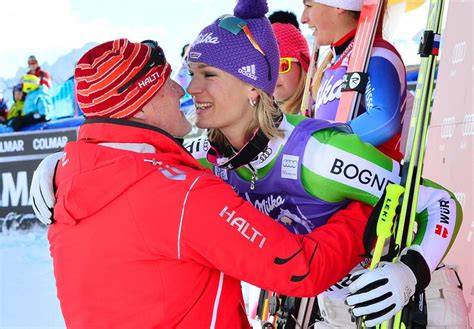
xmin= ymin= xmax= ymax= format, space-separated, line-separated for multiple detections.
xmin=301 ymin=1 xmax=469 ymax=327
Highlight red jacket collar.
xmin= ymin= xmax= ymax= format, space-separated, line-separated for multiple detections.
xmin=79 ymin=118 xmax=199 ymax=169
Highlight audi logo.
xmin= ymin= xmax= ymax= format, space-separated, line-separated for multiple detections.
xmin=441 ymin=117 xmax=456 ymax=139
xmin=203 ymin=139 xmax=209 ymax=152
xmin=462 ymin=114 xmax=474 ymax=136
xmin=283 ymin=159 xmax=298 ymax=168
xmin=452 ymin=42 xmax=466 ymax=65
xmin=259 ymin=147 xmax=273 ymax=162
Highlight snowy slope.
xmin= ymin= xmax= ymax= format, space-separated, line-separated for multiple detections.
xmin=0 ymin=229 xmax=65 ymax=328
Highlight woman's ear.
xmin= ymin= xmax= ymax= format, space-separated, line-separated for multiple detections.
xmin=248 ymin=87 xmax=260 ymax=103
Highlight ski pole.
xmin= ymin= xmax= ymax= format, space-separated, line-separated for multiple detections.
xmin=358 ymin=0 xmax=446 ymax=328
xmin=392 ymin=1 xmax=445 ymax=325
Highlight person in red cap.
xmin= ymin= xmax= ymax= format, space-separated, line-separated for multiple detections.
xmin=27 ymin=55 xmax=52 ymax=89
xmin=272 ymin=21 xmax=310 ymax=114
xmin=36 ymin=38 xmax=372 ymax=328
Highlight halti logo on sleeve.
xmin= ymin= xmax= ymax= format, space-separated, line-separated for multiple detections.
xmin=219 ymin=206 xmax=266 ymax=248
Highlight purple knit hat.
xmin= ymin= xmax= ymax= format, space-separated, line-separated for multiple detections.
xmin=187 ymin=0 xmax=279 ymax=95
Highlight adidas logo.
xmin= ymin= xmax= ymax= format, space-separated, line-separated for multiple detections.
xmin=238 ymin=64 xmax=257 ymax=81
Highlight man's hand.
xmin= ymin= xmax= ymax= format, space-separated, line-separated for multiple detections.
xmin=30 ymin=152 xmax=63 ymax=225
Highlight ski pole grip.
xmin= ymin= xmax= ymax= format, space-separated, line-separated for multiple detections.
xmin=371 ymin=184 xmax=405 ymax=269
xmin=376 ymin=184 xmax=405 ymax=238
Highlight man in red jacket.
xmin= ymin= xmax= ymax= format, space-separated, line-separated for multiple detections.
xmin=46 ymin=38 xmax=372 ymax=329
xmin=27 ymin=55 xmax=52 ymax=89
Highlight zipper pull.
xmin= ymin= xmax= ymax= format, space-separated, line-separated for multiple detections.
xmin=249 ymin=163 xmax=257 ymax=190
xmin=144 ymin=158 xmax=162 ymax=166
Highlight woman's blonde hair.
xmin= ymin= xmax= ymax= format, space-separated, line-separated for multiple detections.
xmin=280 ymin=67 xmax=307 ymax=115
xmin=311 ymin=51 xmax=334 ymax=99
xmin=208 ymin=91 xmax=284 ymax=149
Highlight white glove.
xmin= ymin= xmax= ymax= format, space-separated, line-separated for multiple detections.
xmin=346 ymin=246 xmax=430 ymax=327
xmin=346 ymin=261 xmax=417 ymax=327
xmin=30 ymin=152 xmax=63 ymax=225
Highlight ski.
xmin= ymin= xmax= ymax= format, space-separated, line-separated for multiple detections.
xmin=300 ymin=39 xmax=319 ymax=118
xmin=360 ymin=0 xmax=446 ymax=328
xmin=334 ymin=0 xmax=383 ymax=122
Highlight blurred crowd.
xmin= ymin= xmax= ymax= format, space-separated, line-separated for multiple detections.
xmin=0 ymin=55 xmax=52 ymax=133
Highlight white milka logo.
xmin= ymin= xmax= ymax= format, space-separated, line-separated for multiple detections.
xmin=238 ymin=64 xmax=257 ymax=81
xmin=193 ymin=32 xmax=220 ymax=45
xmin=315 ymin=76 xmax=342 ymax=110
xmin=245 ymin=192 xmax=285 ymax=215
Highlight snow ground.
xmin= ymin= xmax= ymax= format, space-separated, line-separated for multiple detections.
xmin=0 ymin=228 xmax=65 ymax=329
xmin=0 ymin=228 xmax=259 ymax=329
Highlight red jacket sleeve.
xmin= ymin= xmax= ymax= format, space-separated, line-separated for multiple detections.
xmin=178 ymin=174 xmax=370 ymax=297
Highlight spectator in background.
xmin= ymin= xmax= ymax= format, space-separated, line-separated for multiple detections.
xmin=268 ymin=10 xmax=301 ymax=29
xmin=6 ymin=74 xmax=51 ymax=131
xmin=272 ymin=21 xmax=310 ymax=114
xmin=180 ymin=43 xmax=190 ymax=59
xmin=0 ymin=90 xmax=8 ymax=123
xmin=27 ymin=55 xmax=52 ymax=89
xmin=175 ymin=43 xmax=192 ymax=106
xmin=174 ymin=42 xmax=204 ymax=139
xmin=0 ymin=84 xmax=27 ymax=133
xmin=7 ymin=83 xmax=26 ymax=121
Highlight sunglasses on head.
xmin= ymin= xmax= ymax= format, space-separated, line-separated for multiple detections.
xmin=217 ymin=14 xmax=272 ymax=82
xmin=279 ymin=57 xmax=299 ymax=74
xmin=117 ymin=40 xmax=167 ymax=94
